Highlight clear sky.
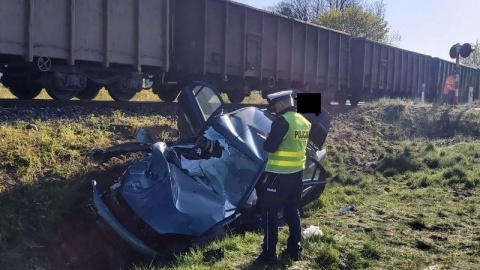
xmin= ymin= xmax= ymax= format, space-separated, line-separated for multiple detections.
xmin=235 ymin=0 xmax=480 ymax=62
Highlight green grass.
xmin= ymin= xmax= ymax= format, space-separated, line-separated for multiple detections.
xmin=1 ymin=94 xmax=480 ymax=269
xmin=0 ymin=108 xmax=180 ymax=269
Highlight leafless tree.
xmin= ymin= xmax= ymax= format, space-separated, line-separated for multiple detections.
xmin=266 ymin=0 xmax=325 ymax=22
xmin=325 ymin=0 xmax=360 ymax=11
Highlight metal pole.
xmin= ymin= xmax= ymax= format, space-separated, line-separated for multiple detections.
xmin=454 ymin=44 xmax=460 ymax=105
xmin=421 ymin=83 xmax=425 ymax=103
xmin=468 ymin=86 xmax=473 ymax=109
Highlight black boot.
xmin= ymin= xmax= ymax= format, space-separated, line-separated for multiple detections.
xmin=280 ymin=248 xmax=301 ymax=261
xmin=255 ymin=251 xmax=278 ymax=264
xmin=288 ymin=250 xmax=300 ymax=261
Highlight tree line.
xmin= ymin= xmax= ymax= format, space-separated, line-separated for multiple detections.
xmin=268 ymin=0 xmax=480 ymax=68
xmin=266 ymin=0 xmax=401 ymax=45
xmin=460 ymin=40 xmax=480 ymax=68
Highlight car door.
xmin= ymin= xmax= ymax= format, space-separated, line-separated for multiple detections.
xmin=300 ymin=153 xmax=328 ymax=207
xmin=177 ymin=81 xmax=225 ymax=138
xmin=300 ymin=106 xmax=331 ymax=150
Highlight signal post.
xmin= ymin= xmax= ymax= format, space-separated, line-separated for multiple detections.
xmin=449 ymin=43 xmax=475 ymax=105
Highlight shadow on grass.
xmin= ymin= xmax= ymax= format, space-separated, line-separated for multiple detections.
xmin=0 ymin=157 xmax=148 ymax=270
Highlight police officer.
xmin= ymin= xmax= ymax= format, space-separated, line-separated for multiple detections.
xmin=256 ymin=90 xmax=311 ymax=264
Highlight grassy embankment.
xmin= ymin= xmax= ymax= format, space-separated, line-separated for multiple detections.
xmin=0 ymin=83 xmax=479 ymax=269
xmin=140 ymin=99 xmax=480 ymax=270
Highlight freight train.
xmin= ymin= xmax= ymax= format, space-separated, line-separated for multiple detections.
xmin=0 ymin=0 xmax=478 ymax=105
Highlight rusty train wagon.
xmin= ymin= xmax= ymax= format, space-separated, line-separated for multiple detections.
xmin=349 ymin=38 xmax=433 ymax=104
xmin=169 ymin=0 xmax=351 ymax=104
xmin=429 ymin=57 xmax=480 ymax=103
xmin=0 ymin=0 xmax=173 ymax=101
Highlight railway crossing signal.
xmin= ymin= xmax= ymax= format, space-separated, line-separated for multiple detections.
xmin=449 ymin=43 xmax=474 ymax=59
xmin=448 ymin=43 xmax=475 ymax=105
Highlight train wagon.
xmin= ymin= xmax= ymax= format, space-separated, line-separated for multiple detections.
xmin=2 ymin=0 xmax=478 ymax=105
xmin=429 ymin=57 xmax=479 ymax=104
xmin=349 ymin=38 xmax=433 ymax=104
xmin=0 ymin=0 xmax=351 ymax=104
xmin=169 ymin=0 xmax=352 ymax=104
xmin=0 ymin=0 xmax=172 ymax=101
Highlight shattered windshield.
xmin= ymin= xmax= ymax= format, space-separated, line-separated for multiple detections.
xmin=175 ymin=127 xmax=260 ymax=209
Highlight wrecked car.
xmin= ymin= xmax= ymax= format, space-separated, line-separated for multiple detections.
xmin=90 ymin=81 xmax=331 ymax=260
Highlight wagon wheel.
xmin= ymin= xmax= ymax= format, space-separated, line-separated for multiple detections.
xmin=154 ymin=84 xmax=181 ymax=102
xmin=43 ymin=74 xmax=79 ymax=100
xmin=37 ymin=56 xmax=52 ymax=72
xmin=321 ymin=95 xmax=332 ymax=107
xmin=106 ymin=84 xmax=136 ymax=101
xmin=76 ymin=83 xmax=102 ymax=100
xmin=227 ymin=91 xmax=245 ymax=104
xmin=350 ymin=96 xmax=360 ymax=107
xmin=46 ymin=88 xmax=79 ymax=101
xmin=261 ymin=90 xmax=271 ymax=99
xmin=336 ymin=93 xmax=348 ymax=106
xmin=8 ymin=82 xmax=43 ymax=100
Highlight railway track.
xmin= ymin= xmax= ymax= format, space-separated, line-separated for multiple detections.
xmin=0 ymin=98 xmax=268 ymax=110
xmin=0 ymin=98 xmax=354 ymax=118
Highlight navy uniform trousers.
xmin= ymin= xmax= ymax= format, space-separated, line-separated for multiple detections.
xmin=261 ymin=170 xmax=303 ymax=255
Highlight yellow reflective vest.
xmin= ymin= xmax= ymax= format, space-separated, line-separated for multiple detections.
xmin=265 ymin=111 xmax=311 ymax=173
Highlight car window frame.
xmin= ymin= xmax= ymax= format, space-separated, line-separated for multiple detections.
xmin=191 ymin=85 xmax=223 ymax=122
xmin=177 ymin=81 xmax=225 ymax=138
